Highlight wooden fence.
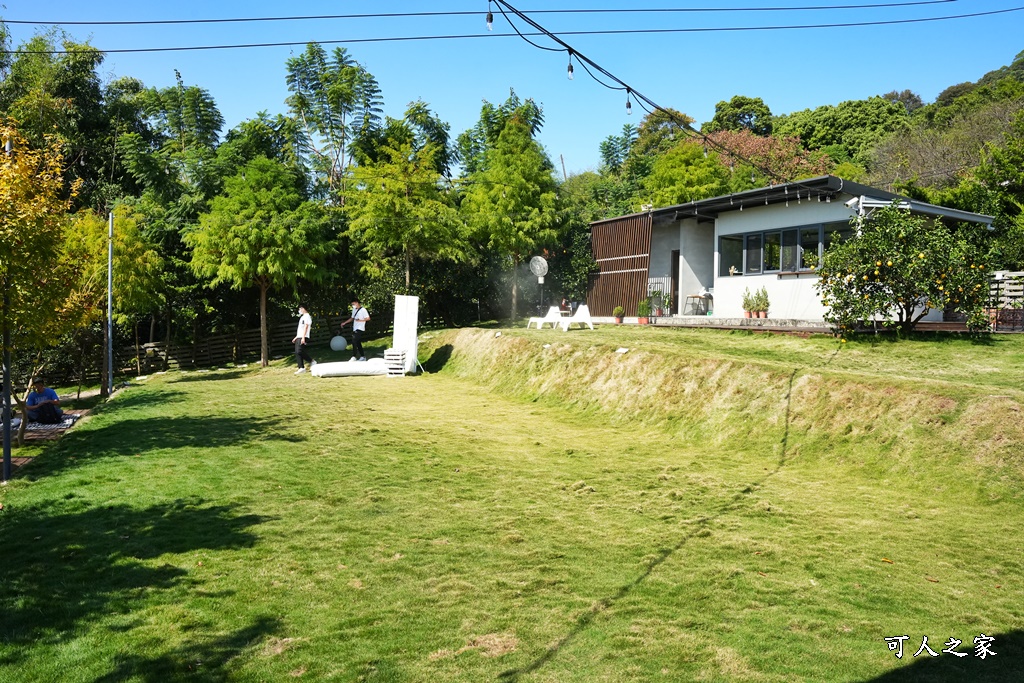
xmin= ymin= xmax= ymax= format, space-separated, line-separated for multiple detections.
xmin=988 ymin=271 xmax=1024 ymax=332
xmin=131 ymin=312 xmax=396 ymax=373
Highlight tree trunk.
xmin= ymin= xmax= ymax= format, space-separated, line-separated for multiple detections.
xmin=511 ymin=273 xmax=519 ymax=322
xmin=259 ymin=281 xmax=269 ymax=367
xmin=135 ymin=323 xmax=141 ymax=375
xmin=405 ymin=249 xmax=411 ymax=293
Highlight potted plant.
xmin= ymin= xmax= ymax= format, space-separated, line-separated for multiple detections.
xmin=741 ymin=287 xmax=754 ymax=318
xmin=663 ymin=292 xmax=673 ymax=316
xmin=650 ymin=289 xmax=664 ymax=316
xmin=756 ymin=287 xmax=770 ymax=318
xmin=613 ymin=306 xmax=624 ymax=324
xmin=636 ymin=299 xmax=651 ymax=325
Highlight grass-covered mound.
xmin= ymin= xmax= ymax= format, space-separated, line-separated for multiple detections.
xmin=1 ymin=328 xmax=1021 ymax=681
xmin=425 ymin=327 xmax=1024 ymax=492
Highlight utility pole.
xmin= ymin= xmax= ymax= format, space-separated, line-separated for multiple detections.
xmin=2 ymin=137 xmax=13 ymax=481
xmin=560 ymin=154 xmax=568 ymax=182
xmin=2 ymin=289 xmax=11 ymax=482
xmin=106 ymin=211 xmax=114 ymax=396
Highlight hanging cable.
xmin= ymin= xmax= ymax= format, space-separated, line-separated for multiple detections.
xmin=4 ymin=2 xmax=966 ymax=27
xmin=8 ymin=5 xmax=1023 ymax=55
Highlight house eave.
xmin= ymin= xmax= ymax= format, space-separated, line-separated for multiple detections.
xmin=589 ymin=176 xmax=994 ymax=228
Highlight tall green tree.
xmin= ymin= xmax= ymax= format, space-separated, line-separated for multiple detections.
xmin=285 ymin=44 xmax=383 ymax=196
xmin=186 ymin=157 xmax=336 ymax=366
xmin=456 ymin=90 xmax=544 ymax=176
xmin=0 ymin=122 xmax=82 ymax=388
xmin=599 ymin=124 xmax=636 ymax=174
xmin=345 ymin=141 xmax=467 ymax=290
xmin=978 ymin=108 xmax=1024 ymax=269
xmin=640 ymin=140 xmax=731 ymax=208
xmin=64 ymin=206 xmax=164 ymax=381
xmin=704 ymin=95 xmax=773 ymax=136
xmin=462 ymin=116 xmax=558 ymax=318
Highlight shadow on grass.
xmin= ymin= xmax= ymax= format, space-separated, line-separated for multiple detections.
xmin=850 ymin=331 xmax=999 ymax=347
xmin=499 ymin=370 xmax=800 ymax=681
xmin=422 ymin=344 xmax=454 ymax=373
xmin=23 ymin=415 xmax=302 ymax=479
xmin=171 ymin=370 xmax=253 ymax=383
xmin=106 ymin=387 xmax=188 ymax=412
xmin=94 ymin=615 xmax=282 ymax=682
xmin=0 ymin=499 xmax=272 ymax=664
xmin=862 ymin=630 xmax=1023 ymax=682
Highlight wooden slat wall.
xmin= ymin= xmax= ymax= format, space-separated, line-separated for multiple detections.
xmin=587 ymin=214 xmax=653 ymax=316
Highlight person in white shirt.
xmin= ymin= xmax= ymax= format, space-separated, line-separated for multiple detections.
xmin=340 ymin=298 xmax=370 ymax=361
xmin=292 ymin=305 xmax=316 ymax=374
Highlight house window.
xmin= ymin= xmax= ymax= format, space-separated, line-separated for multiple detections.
xmin=720 ymin=222 xmax=842 ymax=276
xmin=825 ymin=221 xmax=853 ymax=248
xmin=763 ymin=232 xmax=781 ymax=272
xmin=799 ymin=227 xmax=821 ymax=270
xmin=719 ymin=235 xmax=743 ymax=276
xmin=781 ymin=229 xmax=799 ymax=272
xmin=745 ymin=234 xmax=762 ymax=274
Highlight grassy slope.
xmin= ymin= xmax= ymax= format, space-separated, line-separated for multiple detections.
xmin=0 ymin=329 xmax=1021 ymax=682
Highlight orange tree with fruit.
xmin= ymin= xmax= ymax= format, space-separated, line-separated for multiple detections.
xmin=815 ymin=202 xmax=991 ymax=336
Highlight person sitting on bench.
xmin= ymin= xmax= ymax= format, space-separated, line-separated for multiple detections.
xmin=26 ymin=377 xmax=63 ymax=424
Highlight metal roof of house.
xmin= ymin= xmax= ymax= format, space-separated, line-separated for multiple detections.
xmin=589 ymin=175 xmax=994 ymax=227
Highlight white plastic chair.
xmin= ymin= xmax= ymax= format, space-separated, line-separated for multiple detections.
xmin=559 ymin=304 xmax=595 ymax=331
xmin=527 ymin=306 xmax=564 ymax=329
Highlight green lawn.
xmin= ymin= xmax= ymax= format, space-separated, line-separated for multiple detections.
xmin=1 ymin=329 xmax=1022 ymax=681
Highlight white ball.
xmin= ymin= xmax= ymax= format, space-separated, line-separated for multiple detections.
xmin=330 ymin=335 xmax=348 ymax=352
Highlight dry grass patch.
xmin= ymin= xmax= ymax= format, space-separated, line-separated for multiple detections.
xmin=429 ymin=632 xmax=519 ymax=660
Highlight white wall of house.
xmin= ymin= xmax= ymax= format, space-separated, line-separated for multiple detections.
xmin=650 ymin=222 xmax=676 ymax=284
xmin=713 ymin=202 xmax=850 ymax=319
xmin=710 ymin=200 xmax=941 ymax=321
xmin=652 ymin=219 xmax=714 ymax=312
xmin=682 ymin=219 xmax=715 ymax=298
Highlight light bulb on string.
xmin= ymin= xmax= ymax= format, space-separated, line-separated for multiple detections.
xmin=626 ymin=91 xmax=632 ymax=116
xmin=567 ymin=53 xmax=574 ymax=80
xmin=486 ymin=2 xmax=493 ymax=31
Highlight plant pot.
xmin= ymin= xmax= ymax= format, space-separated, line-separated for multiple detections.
xmin=614 ymin=316 xmax=623 ymax=324
xmin=638 ymin=317 xmax=649 ymax=325
xmin=744 ymin=311 xmax=752 ymax=318
xmin=758 ymin=311 xmax=767 ymax=319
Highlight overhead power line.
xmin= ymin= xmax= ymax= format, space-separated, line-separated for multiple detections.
xmin=1 ymin=1 xmax=963 ymax=27
xmin=485 ymin=0 xmax=850 ymax=198
xmin=4 ymin=5 xmax=1021 ymax=55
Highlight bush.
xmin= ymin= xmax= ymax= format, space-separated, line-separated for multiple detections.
xmin=742 ymin=287 xmax=755 ymax=312
xmin=613 ymin=306 xmax=625 ymax=318
xmin=636 ymin=299 xmax=651 ymax=317
xmin=815 ymin=203 xmax=990 ymax=334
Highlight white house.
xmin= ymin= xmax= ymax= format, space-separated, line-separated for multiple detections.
xmin=587 ymin=176 xmax=994 ymax=323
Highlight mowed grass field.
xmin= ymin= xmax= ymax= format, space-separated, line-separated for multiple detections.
xmin=1 ymin=327 xmax=1023 ymax=682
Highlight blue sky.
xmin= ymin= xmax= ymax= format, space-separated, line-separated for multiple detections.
xmin=4 ymin=1 xmax=1023 ymax=175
